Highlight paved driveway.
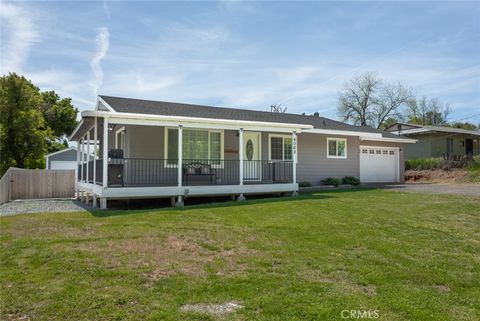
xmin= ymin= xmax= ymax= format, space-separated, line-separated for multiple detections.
xmin=380 ymin=183 xmax=480 ymax=196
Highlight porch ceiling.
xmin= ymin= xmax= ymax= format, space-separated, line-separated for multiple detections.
xmin=70 ymin=117 xmax=96 ymax=141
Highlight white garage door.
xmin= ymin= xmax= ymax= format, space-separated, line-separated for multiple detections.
xmin=360 ymin=147 xmax=399 ymax=183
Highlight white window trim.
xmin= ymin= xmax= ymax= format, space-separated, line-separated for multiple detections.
xmin=115 ymin=126 xmax=126 ymax=150
xmin=268 ymin=134 xmax=293 ymax=161
xmin=164 ymin=127 xmax=224 ymax=168
xmin=327 ymin=137 xmax=347 ymax=159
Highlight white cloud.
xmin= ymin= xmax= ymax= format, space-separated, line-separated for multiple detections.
xmin=0 ymin=0 xmax=39 ymax=74
xmin=89 ymin=26 xmax=109 ymax=96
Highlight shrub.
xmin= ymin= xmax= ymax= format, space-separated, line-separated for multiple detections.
xmin=299 ymin=181 xmax=312 ymax=188
xmin=342 ymin=176 xmax=360 ymax=185
xmin=405 ymin=158 xmax=444 ymax=170
xmin=468 ymin=160 xmax=480 ymax=183
xmin=322 ymin=177 xmax=341 ymax=187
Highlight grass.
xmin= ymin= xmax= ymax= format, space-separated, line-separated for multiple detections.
xmin=1 ymin=189 xmax=479 ymax=321
xmin=468 ymin=156 xmax=480 ymax=183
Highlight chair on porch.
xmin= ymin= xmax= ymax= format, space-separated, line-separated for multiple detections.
xmin=183 ymin=162 xmax=217 ymax=185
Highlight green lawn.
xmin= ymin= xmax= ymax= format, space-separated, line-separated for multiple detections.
xmin=1 ymin=189 xmax=479 ymax=321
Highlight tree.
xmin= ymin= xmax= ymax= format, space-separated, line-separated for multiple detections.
xmin=405 ymin=96 xmax=451 ymax=125
xmin=0 ymin=73 xmax=48 ymax=174
xmin=0 ymin=73 xmax=78 ymax=175
xmin=338 ymin=72 xmax=379 ymax=127
xmin=41 ymin=91 xmax=78 ymax=139
xmin=448 ymin=122 xmax=478 ymax=131
xmin=337 ymin=73 xmax=412 ymax=129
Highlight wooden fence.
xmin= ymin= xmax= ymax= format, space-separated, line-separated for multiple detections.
xmin=0 ymin=168 xmax=75 ymax=204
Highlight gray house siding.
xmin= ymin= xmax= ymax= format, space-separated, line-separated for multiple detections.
xmin=108 ymin=125 xmax=407 ymax=185
xmin=296 ymin=133 xmax=360 ymax=185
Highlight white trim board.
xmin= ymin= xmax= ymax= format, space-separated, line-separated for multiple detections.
xmin=80 ymin=110 xmax=311 ymax=132
xmin=360 ymin=137 xmax=417 ymax=143
xmin=304 ymin=128 xmax=381 ymax=138
xmin=81 ymin=183 xmax=299 ymax=199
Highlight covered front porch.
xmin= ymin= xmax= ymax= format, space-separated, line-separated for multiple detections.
xmin=71 ymin=110 xmax=310 ymax=208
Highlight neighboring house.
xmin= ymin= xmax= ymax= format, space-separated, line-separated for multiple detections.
xmin=70 ymin=95 xmax=415 ymax=208
xmin=385 ymin=123 xmax=480 ymax=160
xmin=45 ymin=147 xmax=94 ymax=186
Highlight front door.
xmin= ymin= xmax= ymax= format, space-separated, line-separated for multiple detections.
xmin=466 ymin=139 xmax=473 ymax=156
xmin=243 ymin=132 xmax=261 ymax=182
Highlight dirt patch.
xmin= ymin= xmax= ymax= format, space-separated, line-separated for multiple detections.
xmin=65 ymin=234 xmax=255 ymax=284
xmin=301 ymin=269 xmax=377 ymax=296
xmin=4 ymin=314 xmax=30 ymax=321
xmin=405 ymin=169 xmax=470 ymax=184
xmin=180 ymin=301 xmax=244 ymax=315
xmin=433 ymin=285 xmax=451 ymax=293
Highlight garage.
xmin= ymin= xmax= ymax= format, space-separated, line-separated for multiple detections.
xmin=359 ymin=146 xmax=399 ymax=183
xmin=50 ymin=160 xmax=77 ymax=170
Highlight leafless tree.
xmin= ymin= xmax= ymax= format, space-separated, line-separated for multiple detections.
xmin=338 ymin=72 xmax=380 ymax=127
xmin=270 ymin=104 xmax=287 ymax=113
xmin=372 ymin=82 xmax=412 ymax=129
xmin=337 ymin=73 xmax=413 ymax=129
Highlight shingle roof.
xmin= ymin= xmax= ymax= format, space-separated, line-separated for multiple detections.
xmin=387 ymin=122 xmax=480 ymax=136
xmin=100 ymin=95 xmax=391 ymax=135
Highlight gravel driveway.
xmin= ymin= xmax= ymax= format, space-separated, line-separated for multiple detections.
xmin=380 ymin=183 xmax=480 ymax=196
xmin=0 ymin=199 xmax=91 ymax=216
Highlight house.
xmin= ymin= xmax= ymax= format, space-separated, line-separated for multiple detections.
xmin=385 ymin=122 xmax=480 ymax=160
xmin=70 ymin=95 xmax=416 ymax=209
xmin=45 ymin=147 xmax=95 ymax=185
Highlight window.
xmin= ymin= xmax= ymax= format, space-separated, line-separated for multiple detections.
xmin=165 ymin=128 xmax=223 ymax=166
xmin=327 ymin=138 xmax=347 ymax=158
xmin=269 ymin=135 xmax=292 ymax=160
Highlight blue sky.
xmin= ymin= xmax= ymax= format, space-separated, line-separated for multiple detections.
xmin=1 ymin=0 xmax=479 ymax=123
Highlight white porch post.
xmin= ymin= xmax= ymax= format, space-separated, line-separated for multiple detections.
xmin=177 ymin=125 xmax=183 ymax=187
xmin=93 ymin=117 xmax=97 ymax=185
xmin=176 ymin=125 xmax=184 ymax=207
xmin=100 ymin=117 xmax=109 ymax=209
xmin=80 ymin=137 xmax=84 ymax=182
xmin=86 ymin=130 xmax=90 ymax=184
xmin=292 ymin=130 xmax=297 ymax=184
xmin=238 ymin=128 xmax=245 ymax=201
xmin=239 ymin=128 xmax=244 ymax=186
xmin=76 ymin=141 xmax=80 ymax=194
xmin=102 ymin=117 xmax=109 ymax=188
xmin=92 ymin=117 xmax=98 ymax=208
